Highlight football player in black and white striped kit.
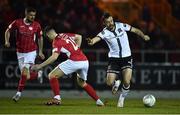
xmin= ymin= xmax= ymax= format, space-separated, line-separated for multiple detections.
xmin=87 ymin=12 xmax=150 ymax=107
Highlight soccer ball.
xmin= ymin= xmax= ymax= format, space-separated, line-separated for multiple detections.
xmin=143 ymin=94 xmax=156 ymax=107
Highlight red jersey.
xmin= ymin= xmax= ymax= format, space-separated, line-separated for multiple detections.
xmin=8 ymin=19 xmax=42 ymax=53
xmin=52 ymin=33 xmax=87 ymax=61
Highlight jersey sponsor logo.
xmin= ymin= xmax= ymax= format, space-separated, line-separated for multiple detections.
xmin=118 ymin=28 xmax=122 ymax=33
xmin=29 ymin=27 xmax=33 ymax=30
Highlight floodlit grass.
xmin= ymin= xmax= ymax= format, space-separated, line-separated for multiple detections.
xmin=0 ymin=98 xmax=180 ymax=114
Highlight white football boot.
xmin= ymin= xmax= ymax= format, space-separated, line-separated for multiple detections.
xmin=112 ymin=80 xmax=121 ymax=94
xmin=117 ymin=93 xmax=125 ymax=107
xmin=12 ymin=92 xmax=21 ymax=102
xmin=96 ymin=99 xmax=104 ymax=106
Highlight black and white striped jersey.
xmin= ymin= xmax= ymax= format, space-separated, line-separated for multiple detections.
xmin=97 ymin=22 xmax=131 ymax=58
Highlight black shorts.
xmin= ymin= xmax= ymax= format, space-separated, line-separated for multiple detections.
xmin=107 ymin=56 xmax=133 ymax=74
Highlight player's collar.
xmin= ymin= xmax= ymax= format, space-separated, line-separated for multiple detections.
xmin=23 ymin=18 xmax=32 ymax=25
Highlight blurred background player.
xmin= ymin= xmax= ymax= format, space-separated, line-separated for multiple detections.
xmin=87 ymin=12 xmax=150 ymax=107
xmin=31 ymin=26 xmax=104 ymax=106
xmin=4 ymin=7 xmax=45 ymax=102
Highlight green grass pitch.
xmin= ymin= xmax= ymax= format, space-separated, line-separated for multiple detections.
xmin=0 ymin=98 xmax=180 ymax=114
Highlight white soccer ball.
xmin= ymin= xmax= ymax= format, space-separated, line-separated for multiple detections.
xmin=143 ymin=94 xmax=156 ymax=107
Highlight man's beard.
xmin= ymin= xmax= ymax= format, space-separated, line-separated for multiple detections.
xmin=108 ymin=25 xmax=114 ymax=31
xmin=26 ymin=18 xmax=34 ymax=23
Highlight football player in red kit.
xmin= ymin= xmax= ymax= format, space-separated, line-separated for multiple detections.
xmin=4 ymin=7 xmax=45 ymax=102
xmin=31 ymin=26 xmax=104 ymax=106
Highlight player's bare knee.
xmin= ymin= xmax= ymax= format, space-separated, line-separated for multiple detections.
xmin=21 ymin=68 xmax=29 ymax=80
xmin=21 ymin=72 xmax=28 ymax=80
xmin=77 ymin=78 xmax=86 ymax=87
xmin=48 ymin=73 xmax=55 ymax=79
xmin=124 ymin=78 xmax=131 ymax=84
xmin=106 ymin=79 xmax=113 ymax=86
xmin=123 ymin=82 xmax=130 ymax=87
xmin=79 ymin=82 xmax=86 ymax=88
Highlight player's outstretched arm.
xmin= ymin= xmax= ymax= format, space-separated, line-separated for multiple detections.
xmin=86 ymin=36 xmax=101 ymax=46
xmin=130 ymin=27 xmax=150 ymax=41
xmin=31 ymin=52 xmax=59 ymax=70
xmin=4 ymin=28 xmax=11 ymax=47
xmin=74 ymin=34 xmax=82 ymax=48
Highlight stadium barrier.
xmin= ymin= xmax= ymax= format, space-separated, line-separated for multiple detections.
xmin=0 ymin=63 xmax=179 ymax=90
xmin=1 ymin=49 xmax=180 ymax=98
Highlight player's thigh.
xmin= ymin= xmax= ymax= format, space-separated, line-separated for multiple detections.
xmin=24 ymin=51 xmax=37 ymax=64
xmin=122 ymin=68 xmax=132 ymax=83
xmin=58 ymin=59 xmax=79 ymax=76
xmin=120 ymin=56 xmax=133 ymax=83
xmin=17 ymin=52 xmax=25 ymax=72
xmin=17 ymin=51 xmax=36 ymax=72
xmin=49 ymin=66 xmax=65 ymax=79
xmin=76 ymin=61 xmax=89 ymax=81
xmin=106 ymin=58 xmax=120 ymax=85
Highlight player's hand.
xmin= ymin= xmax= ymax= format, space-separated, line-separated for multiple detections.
xmin=5 ymin=42 xmax=10 ymax=47
xmin=86 ymin=38 xmax=93 ymax=45
xmin=38 ymin=52 xmax=45 ymax=60
xmin=31 ymin=64 xmax=41 ymax=71
xmin=144 ymin=35 xmax=150 ymax=41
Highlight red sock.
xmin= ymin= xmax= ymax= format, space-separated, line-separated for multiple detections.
xmin=83 ymin=83 xmax=99 ymax=101
xmin=18 ymin=74 xmax=27 ymax=92
xmin=49 ymin=77 xmax=60 ymax=96
xmin=29 ymin=70 xmax=38 ymax=80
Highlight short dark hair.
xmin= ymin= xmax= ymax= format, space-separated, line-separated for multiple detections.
xmin=44 ymin=26 xmax=54 ymax=33
xmin=25 ymin=7 xmax=36 ymax=13
xmin=101 ymin=12 xmax=111 ymax=21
